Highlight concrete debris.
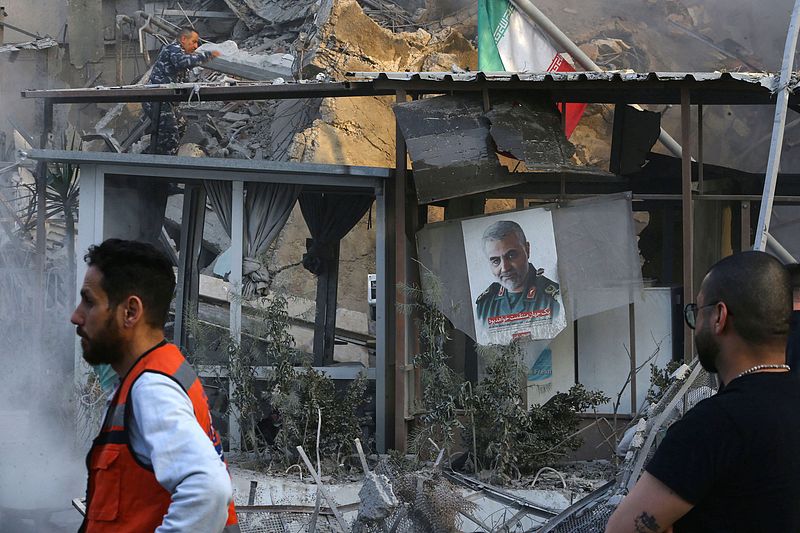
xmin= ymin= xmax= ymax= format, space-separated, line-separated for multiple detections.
xmin=417 ymin=2 xmax=477 ymax=41
xmin=222 ymin=112 xmax=251 ymax=122
xmin=358 ymin=0 xmax=418 ymax=33
xmin=304 ymin=0 xmax=476 ymax=77
xmin=0 ymin=37 xmax=58 ymax=53
xmin=198 ymin=40 xmax=294 ymax=80
xmin=220 ymin=0 xmax=266 ymax=30
xmin=243 ymin=0 xmax=320 ymax=26
xmin=81 ymin=0 xmax=477 ymax=314
xmin=354 ymin=472 xmax=399 ymax=524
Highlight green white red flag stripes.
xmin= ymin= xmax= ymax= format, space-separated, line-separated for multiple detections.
xmin=478 ymin=0 xmax=586 ymax=137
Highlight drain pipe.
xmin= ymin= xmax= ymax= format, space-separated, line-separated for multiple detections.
xmin=509 ymin=0 xmax=686 ymax=159
xmin=753 ymin=0 xmax=800 ymax=251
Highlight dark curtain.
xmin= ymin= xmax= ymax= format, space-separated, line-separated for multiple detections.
xmin=299 ymin=193 xmax=374 ymax=275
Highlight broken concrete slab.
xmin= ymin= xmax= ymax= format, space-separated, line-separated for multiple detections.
xmin=0 ymin=37 xmax=58 ymax=54
xmin=222 ymin=112 xmax=251 ymax=122
xmin=67 ymin=0 xmax=104 ymax=68
xmin=199 ymin=40 xmax=294 ymax=80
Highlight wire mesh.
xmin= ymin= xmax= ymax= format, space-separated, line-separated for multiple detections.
xmin=352 ymin=457 xmax=475 ymax=533
xmin=237 ymin=512 xmax=338 ymax=533
xmin=540 ymin=361 xmax=716 ymax=533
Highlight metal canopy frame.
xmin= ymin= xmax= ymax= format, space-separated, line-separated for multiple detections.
xmin=21 ymin=71 xmax=800 ymax=106
xmin=25 ymin=148 xmax=390 ymax=452
xmin=21 ymin=69 xmax=800 ymax=451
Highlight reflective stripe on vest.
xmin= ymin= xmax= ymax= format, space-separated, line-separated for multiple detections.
xmin=81 ymin=342 xmax=238 ymax=532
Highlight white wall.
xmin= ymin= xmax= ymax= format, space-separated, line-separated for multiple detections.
xmin=577 ymin=287 xmax=674 ymax=415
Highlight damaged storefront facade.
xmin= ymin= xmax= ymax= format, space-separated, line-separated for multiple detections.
xmin=22 ymin=69 xmax=800 ymax=457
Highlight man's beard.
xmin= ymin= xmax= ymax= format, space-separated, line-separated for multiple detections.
xmin=695 ymin=324 xmax=720 ymax=373
xmin=79 ymin=315 xmax=125 ymax=367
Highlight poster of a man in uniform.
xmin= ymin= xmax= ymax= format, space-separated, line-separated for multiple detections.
xmin=463 ymin=208 xmax=566 ymax=345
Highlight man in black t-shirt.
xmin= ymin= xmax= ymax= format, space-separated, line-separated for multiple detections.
xmin=785 ymin=263 xmax=800 ymax=373
xmin=606 ymin=251 xmax=800 ymax=533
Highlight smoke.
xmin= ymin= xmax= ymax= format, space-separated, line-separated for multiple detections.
xmin=526 ymin=0 xmax=798 ymax=173
xmin=0 ymin=250 xmax=86 ymax=532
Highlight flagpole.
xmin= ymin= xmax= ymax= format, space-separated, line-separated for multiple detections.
xmin=509 ymin=0 xmax=686 ymax=159
xmin=752 ymin=0 xmax=800 ymax=252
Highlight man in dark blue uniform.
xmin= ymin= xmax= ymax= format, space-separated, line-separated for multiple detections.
xmin=475 ymin=220 xmax=560 ymax=328
xmin=142 ymin=28 xmax=220 ymax=155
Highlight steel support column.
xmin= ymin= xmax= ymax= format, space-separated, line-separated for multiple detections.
xmin=629 ymin=302 xmax=637 ymax=416
xmin=36 ymin=99 xmax=53 ymax=322
xmin=754 ymin=0 xmax=800 ymax=250
xmin=375 ymin=184 xmax=388 ymax=452
xmin=74 ymin=164 xmax=104 ymax=386
xmin=681 ymin=88 xmax=694 ymax=363
xmin=228 ymin=180 xmax=244 ymax=452
xmin=697 ymin=104 xmax=704 ymax=193
xmin=174 ymin=183 xmax=207 ymax=349
xmin=393 ymin=89 xmax=409 ymax=452
xmin=741 ymin=202 xmax=751 ymax=251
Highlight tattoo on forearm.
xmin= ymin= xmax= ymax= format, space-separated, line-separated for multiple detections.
xmin=634 ymin=512 xmax=660 ymax=533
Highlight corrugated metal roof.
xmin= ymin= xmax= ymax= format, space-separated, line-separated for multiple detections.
xmin=347 ymin=70 xmax=785 ymax=91
xmin=21 ymin=71 xmax=798 ymax=106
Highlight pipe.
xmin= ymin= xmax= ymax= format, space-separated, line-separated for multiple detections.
xmin=0 ymin=20 xmax=42 ymax=40
xmin=509 ymin=0 xmax=686 ymax=159
xmin=766 ymin=232 xmax=798 ymax=264
xmin=134 ymin=11 xmax=178 ymax=37
xmin=753 ymin=0 xmax=800 ymax=251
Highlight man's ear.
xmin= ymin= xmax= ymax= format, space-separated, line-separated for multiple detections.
xmin=122 ymin=296 xmax=145 ymax=328
xmin=525 ymin=241 xmax=530 ymax=257
xmin=716 ymin=302 xmax=731 ymax=334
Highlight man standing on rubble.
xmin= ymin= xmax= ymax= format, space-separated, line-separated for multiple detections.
xmin=72 ymin=239 xmax=239 ymax=532
xmin=142 ymin=27 xmax=220 ymax=155
xmin=606 ymin=251 xmax=800 ymax=533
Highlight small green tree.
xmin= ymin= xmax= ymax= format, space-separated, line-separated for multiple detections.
xmin=402 ymin=273 xmax=468 ymax=461
xmin=469 ymin=342 xmax=609 ymax=482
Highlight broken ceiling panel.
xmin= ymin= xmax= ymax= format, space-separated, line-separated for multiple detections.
xmin=609 ymin=104 xmax=662 ymax=175
xmin=485 ymin=98 xmax=575 ymax=168
xmin=395 ymin=94 xmax=583 ymax=204
xmin=394 ymin=95 xmax=506 ymax=204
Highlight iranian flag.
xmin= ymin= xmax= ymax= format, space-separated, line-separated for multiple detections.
xmin=478 ymin=0 xmax=586 ymax=137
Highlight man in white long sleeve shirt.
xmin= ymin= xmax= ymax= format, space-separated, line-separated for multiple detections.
xmin=72 ymin=239 xmax=239 ymax=532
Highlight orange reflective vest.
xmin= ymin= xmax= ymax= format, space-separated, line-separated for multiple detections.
xmin=80 ymin=341 xmax=239 ymax=532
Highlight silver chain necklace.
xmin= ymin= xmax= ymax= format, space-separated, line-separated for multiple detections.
xmin=735 ymin=364 xmax=791 ymax=380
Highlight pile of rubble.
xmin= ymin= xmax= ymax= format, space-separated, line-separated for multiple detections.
xmin=78 ymin=0 xmax=477 ymax=319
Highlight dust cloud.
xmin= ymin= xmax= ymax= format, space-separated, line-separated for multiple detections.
xmin=0 ymin=253 xmax=86 ymax=530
